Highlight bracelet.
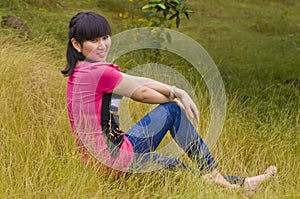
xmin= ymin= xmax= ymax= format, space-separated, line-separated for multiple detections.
xmin=169 ymin=85 xmax=176 ymax=100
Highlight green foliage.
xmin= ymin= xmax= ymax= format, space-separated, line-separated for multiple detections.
xmin=117 ymin=0 xmax=170 ymax=29
xmin=142 ymin=0 xmax=194 ymax=28
xmin=117 ymin=0 xmax=193 ymax=29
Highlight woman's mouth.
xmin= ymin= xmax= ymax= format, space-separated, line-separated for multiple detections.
xmin=97 ymin=51 xmax=106 ymax=56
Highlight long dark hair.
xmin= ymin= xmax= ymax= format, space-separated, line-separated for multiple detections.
xmin=61 ymin=12 xmax=112 ymax=76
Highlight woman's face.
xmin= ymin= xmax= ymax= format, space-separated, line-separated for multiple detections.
xmin=80 ymin=35 xmax=111 ymax=62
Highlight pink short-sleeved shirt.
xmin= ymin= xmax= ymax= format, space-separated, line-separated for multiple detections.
xmin=66 ymin=62 xmax=134 ymax=174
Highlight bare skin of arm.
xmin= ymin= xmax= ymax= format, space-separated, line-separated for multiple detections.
xmin=118 ymin=74 xmax=200 ymax=124
xmin=113 ymin=74 xmax=173 ymax=105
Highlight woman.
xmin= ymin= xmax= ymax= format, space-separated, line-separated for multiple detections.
xmin=62 ymin=11 xmax=276 ymax=192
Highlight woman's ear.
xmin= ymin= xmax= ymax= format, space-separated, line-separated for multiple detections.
xmin=71 ymin=38 xmax=82 ymax=53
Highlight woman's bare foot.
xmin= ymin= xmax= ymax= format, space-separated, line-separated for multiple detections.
xmin=243 ymin=165 xmax=276 ymax=194
xmin=202 ymin=170 xmax=239 ymax=189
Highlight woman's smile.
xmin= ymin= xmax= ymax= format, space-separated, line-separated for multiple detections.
xmin=82 ymin=35 xmax=111 ymax=62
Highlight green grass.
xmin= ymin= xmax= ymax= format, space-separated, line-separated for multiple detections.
xmin=0 ymin=0 xmax=299 ymax=198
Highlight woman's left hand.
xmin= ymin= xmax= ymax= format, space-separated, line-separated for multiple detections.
xmin=174 ymin=88 xmax=200 ymax=124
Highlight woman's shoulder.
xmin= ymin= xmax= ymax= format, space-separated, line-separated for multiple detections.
xmin=71 ymin=62 xmax=122 ymax=85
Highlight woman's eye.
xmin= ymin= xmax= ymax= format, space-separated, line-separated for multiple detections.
xmin=89 ymin=38 xmax=99 ymax=42
xmin=103 ymin=35 xmax=109 ymax=40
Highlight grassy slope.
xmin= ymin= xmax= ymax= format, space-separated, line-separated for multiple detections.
xmin=0 ymin=0 xmax=299 ymax=198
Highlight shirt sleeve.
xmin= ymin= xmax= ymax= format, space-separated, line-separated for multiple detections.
xmin=96 ymin=65 xmax=123 ymax=93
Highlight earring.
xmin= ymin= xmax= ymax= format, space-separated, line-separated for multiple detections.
xmin=78 ymin=49 xmax=81 ymax=53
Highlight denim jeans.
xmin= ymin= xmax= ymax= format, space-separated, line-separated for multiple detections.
xmin=125 ymin=102 xmax=245 ymax=185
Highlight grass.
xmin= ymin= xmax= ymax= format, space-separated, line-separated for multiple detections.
xmin=0 ymin=0 xmax=299 ymax=198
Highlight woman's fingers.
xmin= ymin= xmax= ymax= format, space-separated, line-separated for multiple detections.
xmin=174 ymin=100 xmax=192 ymax=120
xmin=191 ymin=104 xmax=200 ymax=124
xmin=188 ymin=104 xmax=199 ymax=124
xmin=181 ymin=99 xmax=199 ymax=124
xmin=188 ymin=100 xmax=199 ymax=124
xmin=174 ymin=99 xmax=185 ymax=111
xmin=174 ymin=91 xmax=200 ymax=124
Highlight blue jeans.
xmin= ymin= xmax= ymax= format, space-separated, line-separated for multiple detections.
xmin=125 ymin=102 xmax=245 ymax=185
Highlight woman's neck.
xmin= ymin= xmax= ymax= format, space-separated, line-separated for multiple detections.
xmin=76 ymin=59 xmax=107 ymax=66
xmin=84 ymin=57 xmax=98 ymax=63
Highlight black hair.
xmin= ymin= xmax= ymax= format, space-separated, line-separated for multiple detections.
xmin=61 ymin=12 xmax=112 ymax=76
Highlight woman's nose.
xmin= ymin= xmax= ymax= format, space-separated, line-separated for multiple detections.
xmin=98 ymin=40 xmax=105 ymax=48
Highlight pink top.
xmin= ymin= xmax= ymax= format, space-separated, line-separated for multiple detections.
xmin=66 ymin=62 xmax=134 ymax=174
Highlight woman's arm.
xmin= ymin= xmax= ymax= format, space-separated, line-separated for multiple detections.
xmin=124 ymin=74 xmax=200 ymax=123
xmin=122 ymin=74 xmax=172 ymax=97
xmin=113 ymin=74 xmax=172 ymax=104
xmin=114 ymin=74 xmax=200 ymax=123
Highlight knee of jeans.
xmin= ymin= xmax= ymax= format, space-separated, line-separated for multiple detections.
xmin=162 ymin=102 xmax=181 ymax=114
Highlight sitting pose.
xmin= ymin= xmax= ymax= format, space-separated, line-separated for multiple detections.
xmin=62 ymin=11 xmax=276 ymax=192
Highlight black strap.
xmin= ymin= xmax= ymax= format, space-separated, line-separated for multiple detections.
xmin=101 ymin=93 xmax=124 ymax=158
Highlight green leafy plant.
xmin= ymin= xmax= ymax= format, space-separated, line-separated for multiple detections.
xmin=142 ymin=0 xmax=194 ymax=28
